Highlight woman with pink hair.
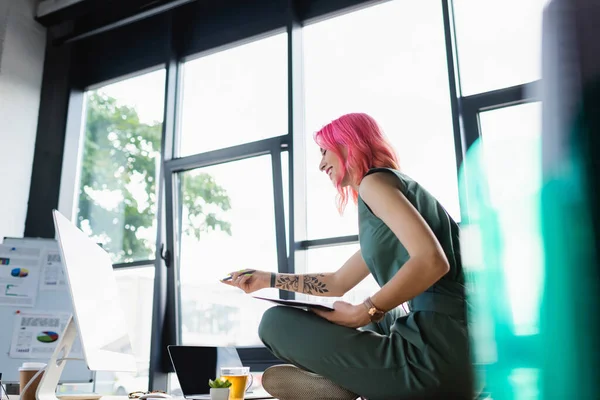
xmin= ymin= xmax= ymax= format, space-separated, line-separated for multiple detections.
xmin=223 ymin=113 xmax=472 ymax=400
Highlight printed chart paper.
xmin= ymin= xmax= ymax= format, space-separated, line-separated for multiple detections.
xmin=9 ymin=311 xmax=83 ymax=359
xmin=40 ymin=250 xmax=67 ymax=290
xmin=0 ymin=245 xmax=42 ymax=307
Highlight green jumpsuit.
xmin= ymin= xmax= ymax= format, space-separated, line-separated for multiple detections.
xmin=259 ymin=168 xmax=473 ymax=400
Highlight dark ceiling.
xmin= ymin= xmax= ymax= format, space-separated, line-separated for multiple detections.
xmin=36 ymin=0 xmax=219 ymax=42
xmin=37 ymin=0 xmax=367 ymax=44
xmin=37 ymin=0 xmax=190 ymax=25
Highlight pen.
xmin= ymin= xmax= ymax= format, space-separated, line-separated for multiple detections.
xmin=221 ymin=270 xmax=256 ymax=281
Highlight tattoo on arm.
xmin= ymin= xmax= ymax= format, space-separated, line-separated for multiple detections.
xmin=275 ymin=275 xmax=299 ymax=291
xmin=302 ymin=274 xmax=329 ymax=294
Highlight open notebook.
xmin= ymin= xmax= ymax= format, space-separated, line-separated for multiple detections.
xmin=252 ymin=296 xmax=335 ymax=311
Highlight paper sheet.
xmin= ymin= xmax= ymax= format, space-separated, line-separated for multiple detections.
xmin=0 ymin=245 xmax=42 ymax=307
xmin=9 ymin=311 xmax=83 ymax=359
xmin=39 ymin=249 xmax=67 ymax=290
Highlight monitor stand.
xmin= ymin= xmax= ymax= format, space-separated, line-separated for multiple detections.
xmin=36 ymin=316 xmax=100 ymax=400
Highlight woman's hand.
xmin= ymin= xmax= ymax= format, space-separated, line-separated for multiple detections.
xmin=220 ymin=269 xmax=271 ymax=294
xmin=312 ymin=301 xmax=371 ymax=329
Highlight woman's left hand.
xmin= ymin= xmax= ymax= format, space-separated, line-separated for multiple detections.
xmin=312 ymin=301 xmax=371 ymax=329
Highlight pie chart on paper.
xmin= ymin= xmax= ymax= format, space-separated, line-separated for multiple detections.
xmin=37 ymin=331 xmax=59 ymax=343
xmin=10 ymin=268 xmax=29 ymax=277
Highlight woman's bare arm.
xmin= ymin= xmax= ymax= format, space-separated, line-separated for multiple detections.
xmin=310 ymin=172 xmax=449 ymax=328
xmin=359 ymin=172 xmax=450 ymax=311
xmin=271 ymin=249 xmax=370 ymax=297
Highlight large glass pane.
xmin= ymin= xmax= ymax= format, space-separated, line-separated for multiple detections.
xmin=94 ymin=267 xmax=155 ymax=394
xmin=178 ymin=155 xmax=280 ymax=346
xmin=296 ymin=244 xmax=380 ymax=306
xmin=304 ymin=0 xmax=459 ymax=239
xmin=179 ymin=34 xmax=287 ymax=156
xmin=453 ymin=0 xmax=549 ymax=95
xmin=77 ymin=70 xmax=166 ymax=264
xmin=479 ymin=102 xmax=543 ymax=336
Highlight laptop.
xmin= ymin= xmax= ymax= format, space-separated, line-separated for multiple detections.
xmin=167 ymin=345 xmax=273 ymax=399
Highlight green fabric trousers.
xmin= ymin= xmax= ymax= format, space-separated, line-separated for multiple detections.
xmin=258 ymin=305 xmax=473 ymax=400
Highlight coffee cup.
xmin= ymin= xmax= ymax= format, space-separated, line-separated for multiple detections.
xmin=19 ymin=362 xmax=46 ymax=400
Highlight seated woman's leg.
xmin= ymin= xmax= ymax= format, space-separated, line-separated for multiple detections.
xmin=258 ymin=306 xmax=440 ymax=400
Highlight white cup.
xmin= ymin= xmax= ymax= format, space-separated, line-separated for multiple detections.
xmin=19 ymin=362 xmax=47 ymax=371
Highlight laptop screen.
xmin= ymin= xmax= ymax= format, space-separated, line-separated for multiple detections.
xmin=168 ymin=346 xmax=218 ymax=396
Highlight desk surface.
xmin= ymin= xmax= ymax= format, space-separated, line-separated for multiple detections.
xmin=7 ymin=396 xmax=128 ymax=400
xmin=8 ymin=395 xmax=275 ymax=400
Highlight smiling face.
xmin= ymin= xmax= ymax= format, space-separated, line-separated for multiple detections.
xmin=318 ymin=146 xmax=351 ymax=188
xmin=313 ymin=113 xmax=400 ymax=213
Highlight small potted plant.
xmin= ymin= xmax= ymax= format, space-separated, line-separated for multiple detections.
xmin=208 ymin=378 xmax=232 ymax=400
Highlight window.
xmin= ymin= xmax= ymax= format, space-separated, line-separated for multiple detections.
xmin=176 ymin=33 xmax=289 ymax=348
xmin=480 ymin=103 xmax=542 ymax=209
xmin=179 ymin=34 xmax=288 ymax=156
xmin=177 ymin=155 xmax=281 ymax=346
xmin=77 ymin=69 xmax=166 ymax=264
xmin=479 ymin=102 xmax=543 ymax=336
xmin=94 ymin=267 xmax=155 ymax=394
xmin=303 ymin=0 xmax=460 ymax=239
xmin=453 ymin=0 xmax=549 ymax=95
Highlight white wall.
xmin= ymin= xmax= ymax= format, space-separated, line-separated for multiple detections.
xmin=0 ymin=0 xmax=46 ymax=239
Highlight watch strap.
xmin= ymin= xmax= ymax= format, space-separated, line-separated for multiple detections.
xmin=363 ymin=296 xmax=385 ymax=322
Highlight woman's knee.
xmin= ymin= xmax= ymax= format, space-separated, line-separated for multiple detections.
xmin=258 ymin=306 xmax=293 ymax=345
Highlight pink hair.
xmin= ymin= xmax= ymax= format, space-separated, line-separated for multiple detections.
xmin=314 ymin=113 xmax=400 ymax=214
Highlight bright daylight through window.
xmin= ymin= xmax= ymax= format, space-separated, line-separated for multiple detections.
xmin=77 ymin=70 xmax=165 ymax=393
xmin=176 ymin=31 xmax=290 ymax=346
xmin=179 ymin=33 xmax=288 ymax=156
xmin=77 ymin=69 xmax=166 ymax=264
xmin=303 ymin=0 xmax=460 ymax=240
xmin=453 ymin=0 xmax=549 ymax=95
xmin=177 ymin=155 xmax=281 ymax=347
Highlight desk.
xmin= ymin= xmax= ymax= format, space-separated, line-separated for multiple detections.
xmin=9 ymin=396 xmax=276 ymax=400
xmin=6 ymin=396 xmax=127 ymax=400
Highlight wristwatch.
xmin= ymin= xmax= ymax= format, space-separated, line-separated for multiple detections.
xmin=363 ymin=297 xmax=385 ymax=322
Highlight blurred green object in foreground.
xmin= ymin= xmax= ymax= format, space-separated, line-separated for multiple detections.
xmin=538 ymin=87 xmax=600 ymax=400
xmin=459 ymin=125 xmax=544 ymax=400
xmin=459 ymin=60 xmax=600 ymax=400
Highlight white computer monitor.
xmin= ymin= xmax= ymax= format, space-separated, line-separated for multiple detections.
xmin=36 ymin=210 xmax=137 ymax=400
